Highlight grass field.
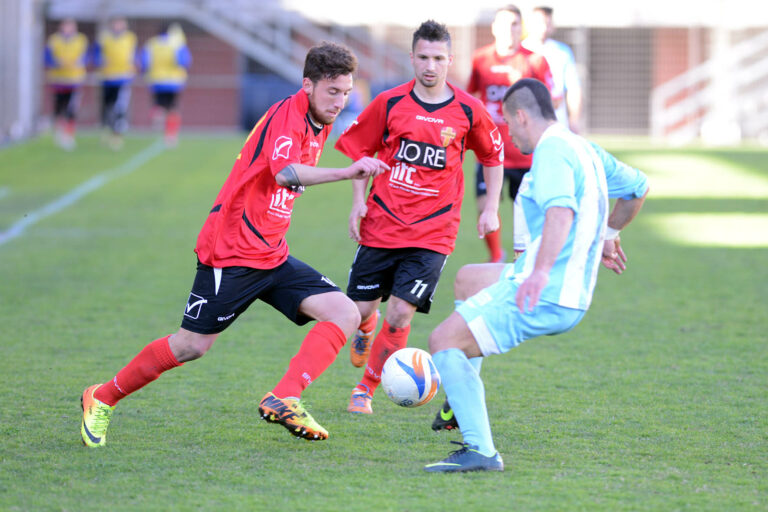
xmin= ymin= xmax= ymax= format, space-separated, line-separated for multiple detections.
xmin=1 ymin=132 xmax=766 ymax=511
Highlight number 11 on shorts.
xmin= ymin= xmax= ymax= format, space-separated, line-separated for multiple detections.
xmin=411 ymin=279 xmax=428 ymax=298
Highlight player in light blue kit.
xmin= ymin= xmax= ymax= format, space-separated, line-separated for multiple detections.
xmin=424 ymin=78 xmax=649 ymax=472
xmin=523 ymin=6 xmax=583 ymax=133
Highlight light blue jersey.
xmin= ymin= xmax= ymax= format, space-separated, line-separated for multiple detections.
xmin=523 ymin=38 xmax=581 ymax=126
xmin=440 ymin=125 xmax=648 ymax=459
xmin=512 ymin=124 xmax=648 ymax=310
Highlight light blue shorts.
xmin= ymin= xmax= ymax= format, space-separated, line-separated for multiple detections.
xmin=456 ymin=277 xmax=585 ymax=356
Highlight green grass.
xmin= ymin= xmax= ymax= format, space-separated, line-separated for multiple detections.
xmin=1 ymin=133 xmax=766 ymax=511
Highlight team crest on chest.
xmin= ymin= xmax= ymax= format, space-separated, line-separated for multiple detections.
xmin=440 ymin=126 xmax=456 ymax=147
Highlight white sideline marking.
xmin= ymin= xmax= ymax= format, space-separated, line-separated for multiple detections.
xmin=0 ymin=141 xmax=164 ymax=246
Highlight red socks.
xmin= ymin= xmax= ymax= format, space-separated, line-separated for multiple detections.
xmin=358 ymin=311 xmax=378 ymax=334
xmin=165 ymin=112 xmax=181 ymax=139
xmin=359 ymin=320 xmax=410 ymax=395
xmin=484 ymin=218 xmax=504 ymax=262
xmin=95 ymin=322 xmax=348 ymax=406
xmin=94 ymin=335 xmax=182 ymax=406
xmin=272 ymin=321 xmax=347 ymax=399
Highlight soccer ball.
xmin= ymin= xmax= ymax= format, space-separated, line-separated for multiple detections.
xmin=381 ymin=347 xmax=441 ymax=407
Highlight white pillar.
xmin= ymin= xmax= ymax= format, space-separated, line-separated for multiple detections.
xmin=700 ymin=20 xmax=741 ymax=144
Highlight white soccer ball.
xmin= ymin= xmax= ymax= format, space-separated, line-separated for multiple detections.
xmin=381 ymin=347 xmax=441 ymax=407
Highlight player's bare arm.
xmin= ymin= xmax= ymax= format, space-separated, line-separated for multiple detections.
xmin=601 ymin=188 xmax=649 ymax=274
xmin=275 ymin=158 xmax=389 ymax=188
xmin=477 ymin=164 xmax=504 ymax=238
xmin=347 ymin=156 xmax=390 ymax=179
xmin=348 ymin=177 xmax=369 ymax=241
xmin=515 ymin=206 xmax=574 ymax=312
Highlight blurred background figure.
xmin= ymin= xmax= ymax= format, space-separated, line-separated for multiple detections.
xmin=92 ymin=17 xmax=137 ymax=150
xmin=523 ymin=6 xmax=583 ymax=133
xmin=44 ymin=18 xmax=88 ymax=150
xmin=140 ymin=22 xmax=191 ymax=147
xmin=467 ymin=4 xmax=555 ymax=264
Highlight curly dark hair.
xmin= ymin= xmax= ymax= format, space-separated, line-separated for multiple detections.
xmin=412 ymin=20 xmax=451 ymax=50
xmin=303 ymin=41 xmax=358 ymax=83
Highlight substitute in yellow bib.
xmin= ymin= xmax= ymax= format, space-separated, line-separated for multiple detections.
xmin=45 ymin=18 xmax=88 ymax=150
xmin=92 ymin=17 xmax=137 ymax=150
xmin=140 ymin=22 xmax=192 ymax=147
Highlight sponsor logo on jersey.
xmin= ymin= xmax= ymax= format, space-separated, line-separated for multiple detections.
xmin=310 ymin=140 xmax=320 ymax=148
xmin=485 ymin=84 xmax=509 ymax=101
xmin=272 ymin=135 xmax=293 ymax=160
xmin=489 ymin=66 xmax=522 ymax=84
xmin=395 ymin=138 xmax=446 ymax=170
xmin=268 ymin=188 xmax=295 ymax=219
xmin=440 ymin=126 xmax=456 ymax=147
xmin=490 ymin=127 xmax=503 ymax=151
xmin=389 ymin=162 xmax=439 ymax=197
xmin=184 ymin=293 xmax=207 ymax=319
xmin=416 ymin=115 xmax=444 ymax=124
xmin=356 ymin=283 xmax=380 ymax=290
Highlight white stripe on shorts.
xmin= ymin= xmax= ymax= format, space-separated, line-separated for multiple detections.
xmin=467 ymin=316 xmax=501 ymax=356
xmin=214 ymin=267 xmax=222 ymax=296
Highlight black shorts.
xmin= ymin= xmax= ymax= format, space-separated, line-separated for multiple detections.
xmin=475 ymin=163 xmax=529 ymax=200
xmin=53 ymin=89 xmax=81 ymax=120
xmin=101 ymin=83 xmax=131 ymax=132
xmin=153 ymin=91 xmax=179 ymax=110
xmin=346 ymin=246 xmax=448 ymax=314
xmin=180 ymin=256 xmax=341 ymax=335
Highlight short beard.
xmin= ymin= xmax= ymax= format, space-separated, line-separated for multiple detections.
xmin=416 ymin=76 xmax=437 ymax=89
xmin=308 ymin=102 xmax=333 ymax=126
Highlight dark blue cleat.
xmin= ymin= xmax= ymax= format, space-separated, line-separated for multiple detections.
xmin=424 ymin=441 xmax=504 ymax=473
xmin=431 ymin=399 xmax=459 ymax=431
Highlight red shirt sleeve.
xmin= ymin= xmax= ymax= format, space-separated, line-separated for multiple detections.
xmin=465 ymin=102 xmax=504 ymax=167
xmin=261 ymin=105 xmax=307 ymax=177
xmin=466 ymin=53 xmax=482 ymax=95
xmin=334 ymin=94 xmax=387 ymax=160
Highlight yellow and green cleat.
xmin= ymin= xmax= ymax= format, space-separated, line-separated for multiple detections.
xmin=258 ymin=392 xmax=328 ymax=441
xmin=80 ymin=384 xmax=115 ymax=447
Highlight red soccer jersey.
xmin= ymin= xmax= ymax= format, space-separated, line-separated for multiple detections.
xmin=467 ymin=44 xmax=555 ymax=169
xmin=335 ymin=80 xmax=503 ymax=255
xmin=195 ymin=90 xmax=330 ymax=269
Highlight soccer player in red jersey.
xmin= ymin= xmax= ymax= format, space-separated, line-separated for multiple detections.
xmin=79 ymin=42 xmax=389 ymax=447
xmin=468 ymin=4 xmax=557 ymax=264
xmin=334 ymin=20 xmax=504 ymax=415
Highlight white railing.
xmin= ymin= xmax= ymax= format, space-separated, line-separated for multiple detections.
xmin=651 ymin=29 xmax=768 ymax=144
